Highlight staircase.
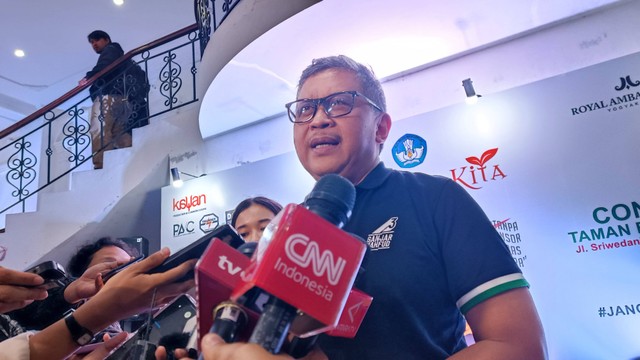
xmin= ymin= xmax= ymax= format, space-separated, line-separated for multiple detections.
xmin=0 ymin=0 xmax=321 ymax=270
xmin=1 ymin=104 xmax=204 ymax=269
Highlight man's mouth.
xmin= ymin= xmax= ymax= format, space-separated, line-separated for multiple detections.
xmin=310 ymin=136 xmax=339 ymax=149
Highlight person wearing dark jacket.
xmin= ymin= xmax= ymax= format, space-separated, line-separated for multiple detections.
xmin=80 ymin=30 xmax=132 ymax=169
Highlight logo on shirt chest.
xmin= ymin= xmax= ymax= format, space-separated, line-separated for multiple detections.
xmin=366 ymin=217 xmax=398 ymax=251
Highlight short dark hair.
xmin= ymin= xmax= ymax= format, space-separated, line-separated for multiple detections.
xmin=231 ymin=197 xmax=283 ymax=228
xmin=87 ymin=30 xmax=111 ymax=42
xmin=297 ymin=55 xmax=386 ymax=112
xmin=67 ymin=237 xmax=135 ymax=277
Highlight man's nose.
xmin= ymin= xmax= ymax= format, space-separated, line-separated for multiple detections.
xmin=309 ymin=105 xmax=333 ymax=128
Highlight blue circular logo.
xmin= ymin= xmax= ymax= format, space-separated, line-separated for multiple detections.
xmin=391 ymin=134 xmax=427 ymax=168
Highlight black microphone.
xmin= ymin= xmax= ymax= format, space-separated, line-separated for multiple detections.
xmin=248 ymin=174 xmax=356 ymax=354
xmin=207 ymin=242 xmax=258 ymax=343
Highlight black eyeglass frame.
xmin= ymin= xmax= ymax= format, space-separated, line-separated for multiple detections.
xmin=285 ymin=90 xmax=383 ymax=124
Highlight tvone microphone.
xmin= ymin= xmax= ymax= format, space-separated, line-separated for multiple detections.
xmin=232 ymin=174 xmax=366 ymax=354
xmin=195 ymin=238 xmax=260 ymax=350
xmin=207 ymin=242 xmax=263 ymax=343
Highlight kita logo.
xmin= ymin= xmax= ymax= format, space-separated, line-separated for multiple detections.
xmin=285 ymin=234 xmax=346 ymax=286
xmin=450 ymin=148 xmax=507 ymax=190
xmin=615 ymin=75 xmax=640 ymax=91
xmin=218 ymin=255 xmax=243 ymax=276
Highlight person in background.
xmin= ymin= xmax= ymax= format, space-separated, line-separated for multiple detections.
xmin=286 ymin=55 xmax=547 ymax=359
xmin=0 ymin=247 xmax=195 ymax=360
xmin=79 ymin=30 xmax=132 ymax=170
xmin=153 ymin=197 xmax=283 ymax=360
xmin=67 ymin=237 xmax=136 ymax=279
xmin=9 ymin=237 xmax=136 ymax=337
xmin=230 ymin=197 xmax=283 ymax=242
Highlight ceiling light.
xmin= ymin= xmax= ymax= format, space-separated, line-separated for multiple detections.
xmin=14 ymin=49 xmax=25 ymax=58
xmin=113 ymin=0 xmax=124 ymax=6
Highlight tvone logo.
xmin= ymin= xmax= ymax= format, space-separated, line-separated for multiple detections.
xmin=284 ymin=234 xmax=346 ymax=286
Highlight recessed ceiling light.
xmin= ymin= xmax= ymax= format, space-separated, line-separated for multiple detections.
xmin=14 ymin=49 xmax=25 ymax=58
xmin=113 ymin=0 xmax=124 ymax=6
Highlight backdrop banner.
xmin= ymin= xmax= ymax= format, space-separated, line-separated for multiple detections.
xmin=162 ymin=51 xmax=640 ymax=359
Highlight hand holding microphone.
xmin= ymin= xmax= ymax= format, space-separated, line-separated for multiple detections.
xmin=198 ymin=333 xmax=294 ymax=360
xmin=233 ymin=174 xmax=365 ymax=354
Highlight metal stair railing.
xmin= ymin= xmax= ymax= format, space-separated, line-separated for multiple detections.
xmin=0 ymin=24 xmax=202 ymax=222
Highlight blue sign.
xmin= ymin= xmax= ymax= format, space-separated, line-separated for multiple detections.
xmin=391 ymin=134 xmax=427 ymax=168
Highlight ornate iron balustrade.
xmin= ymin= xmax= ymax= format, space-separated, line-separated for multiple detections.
xmin=0 ymin=25 xmax=202 ymax=222
xmin=0 ymin=0 xmax=245 ymax=228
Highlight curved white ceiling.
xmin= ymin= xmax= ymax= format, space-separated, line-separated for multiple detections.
xmin=199 ymin=0 xmax=623 ymax=138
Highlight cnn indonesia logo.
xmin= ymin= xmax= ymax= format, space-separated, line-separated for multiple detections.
xmin=272 ymin=234 xmax=348 ymax=301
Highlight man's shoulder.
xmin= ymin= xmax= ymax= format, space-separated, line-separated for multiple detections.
xmin=108 ymin=42 xmax=124 ymax=50
xmin=104 ymin=42 xmax=124 ymax=55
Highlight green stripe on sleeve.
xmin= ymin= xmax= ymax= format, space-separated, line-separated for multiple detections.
xmin=457 ymin=274 xmax=530 ymax=314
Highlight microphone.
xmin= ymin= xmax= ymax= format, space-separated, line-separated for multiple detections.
xmin=232 ymin=174 xmax=366 ymax=354
xmin=207 ymin=242 xmax=259 ymax=343
xmin=194 ymin=239 xmax=259 ymax=350
xmin=286 ymin=233 xmax=370 ymax=358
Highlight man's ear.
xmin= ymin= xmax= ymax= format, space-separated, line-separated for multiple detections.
xmin=375 ymin=113 xmax=392 ymax=145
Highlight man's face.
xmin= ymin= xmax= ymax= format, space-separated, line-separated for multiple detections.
xmin=89 ymin=38 xmax=109 ymax=54
xmin=293 ymin=69 xmax=391 ymax=184
xmin=88 ymin=245 xmax=131 ymax=269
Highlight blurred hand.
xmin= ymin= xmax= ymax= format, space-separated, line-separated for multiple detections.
xmin=69 ymin=332 xmax=128 ymax=360
xmin=84 ymin=248 xmax=196 ymax=322
xmin=64 ymin=260 xmax=123 ymax=304
xmin=0 ymin=266 xmax=48 ymax=313
xmin=196 ymin=334 xmax=293 ymax=360
xmin=155 ymin=345 xmax=192 ymax=360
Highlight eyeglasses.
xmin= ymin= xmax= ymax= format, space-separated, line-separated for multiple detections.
xmin=285 ymin=90 xmax=383 ymax=124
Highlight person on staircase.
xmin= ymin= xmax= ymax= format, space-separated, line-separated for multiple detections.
xmin=79 ymin=30 xmax=132 ymax=170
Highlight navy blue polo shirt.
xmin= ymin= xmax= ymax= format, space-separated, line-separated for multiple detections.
xmin=319 ymin=162 xmax=527 ymax=360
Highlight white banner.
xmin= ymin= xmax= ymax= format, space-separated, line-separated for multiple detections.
xmin=162 ymin=51 xmax=640 ymax=358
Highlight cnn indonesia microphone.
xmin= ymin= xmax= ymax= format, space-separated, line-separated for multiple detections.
xmin=232 ymin=174 xmax=367 ymax=354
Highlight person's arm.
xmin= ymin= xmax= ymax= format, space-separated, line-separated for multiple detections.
xmin=9 ymin=260 xmax=124 ymax=330
xmin=26 ymin=248 xmax=195 ymax=360
xmin=0 ymin=267 xmax=48 ymax=314
xmin=70 ymin=332 xmax=128 ymax=360
xmin=449 ymin=288 xmax=547 ymax=360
